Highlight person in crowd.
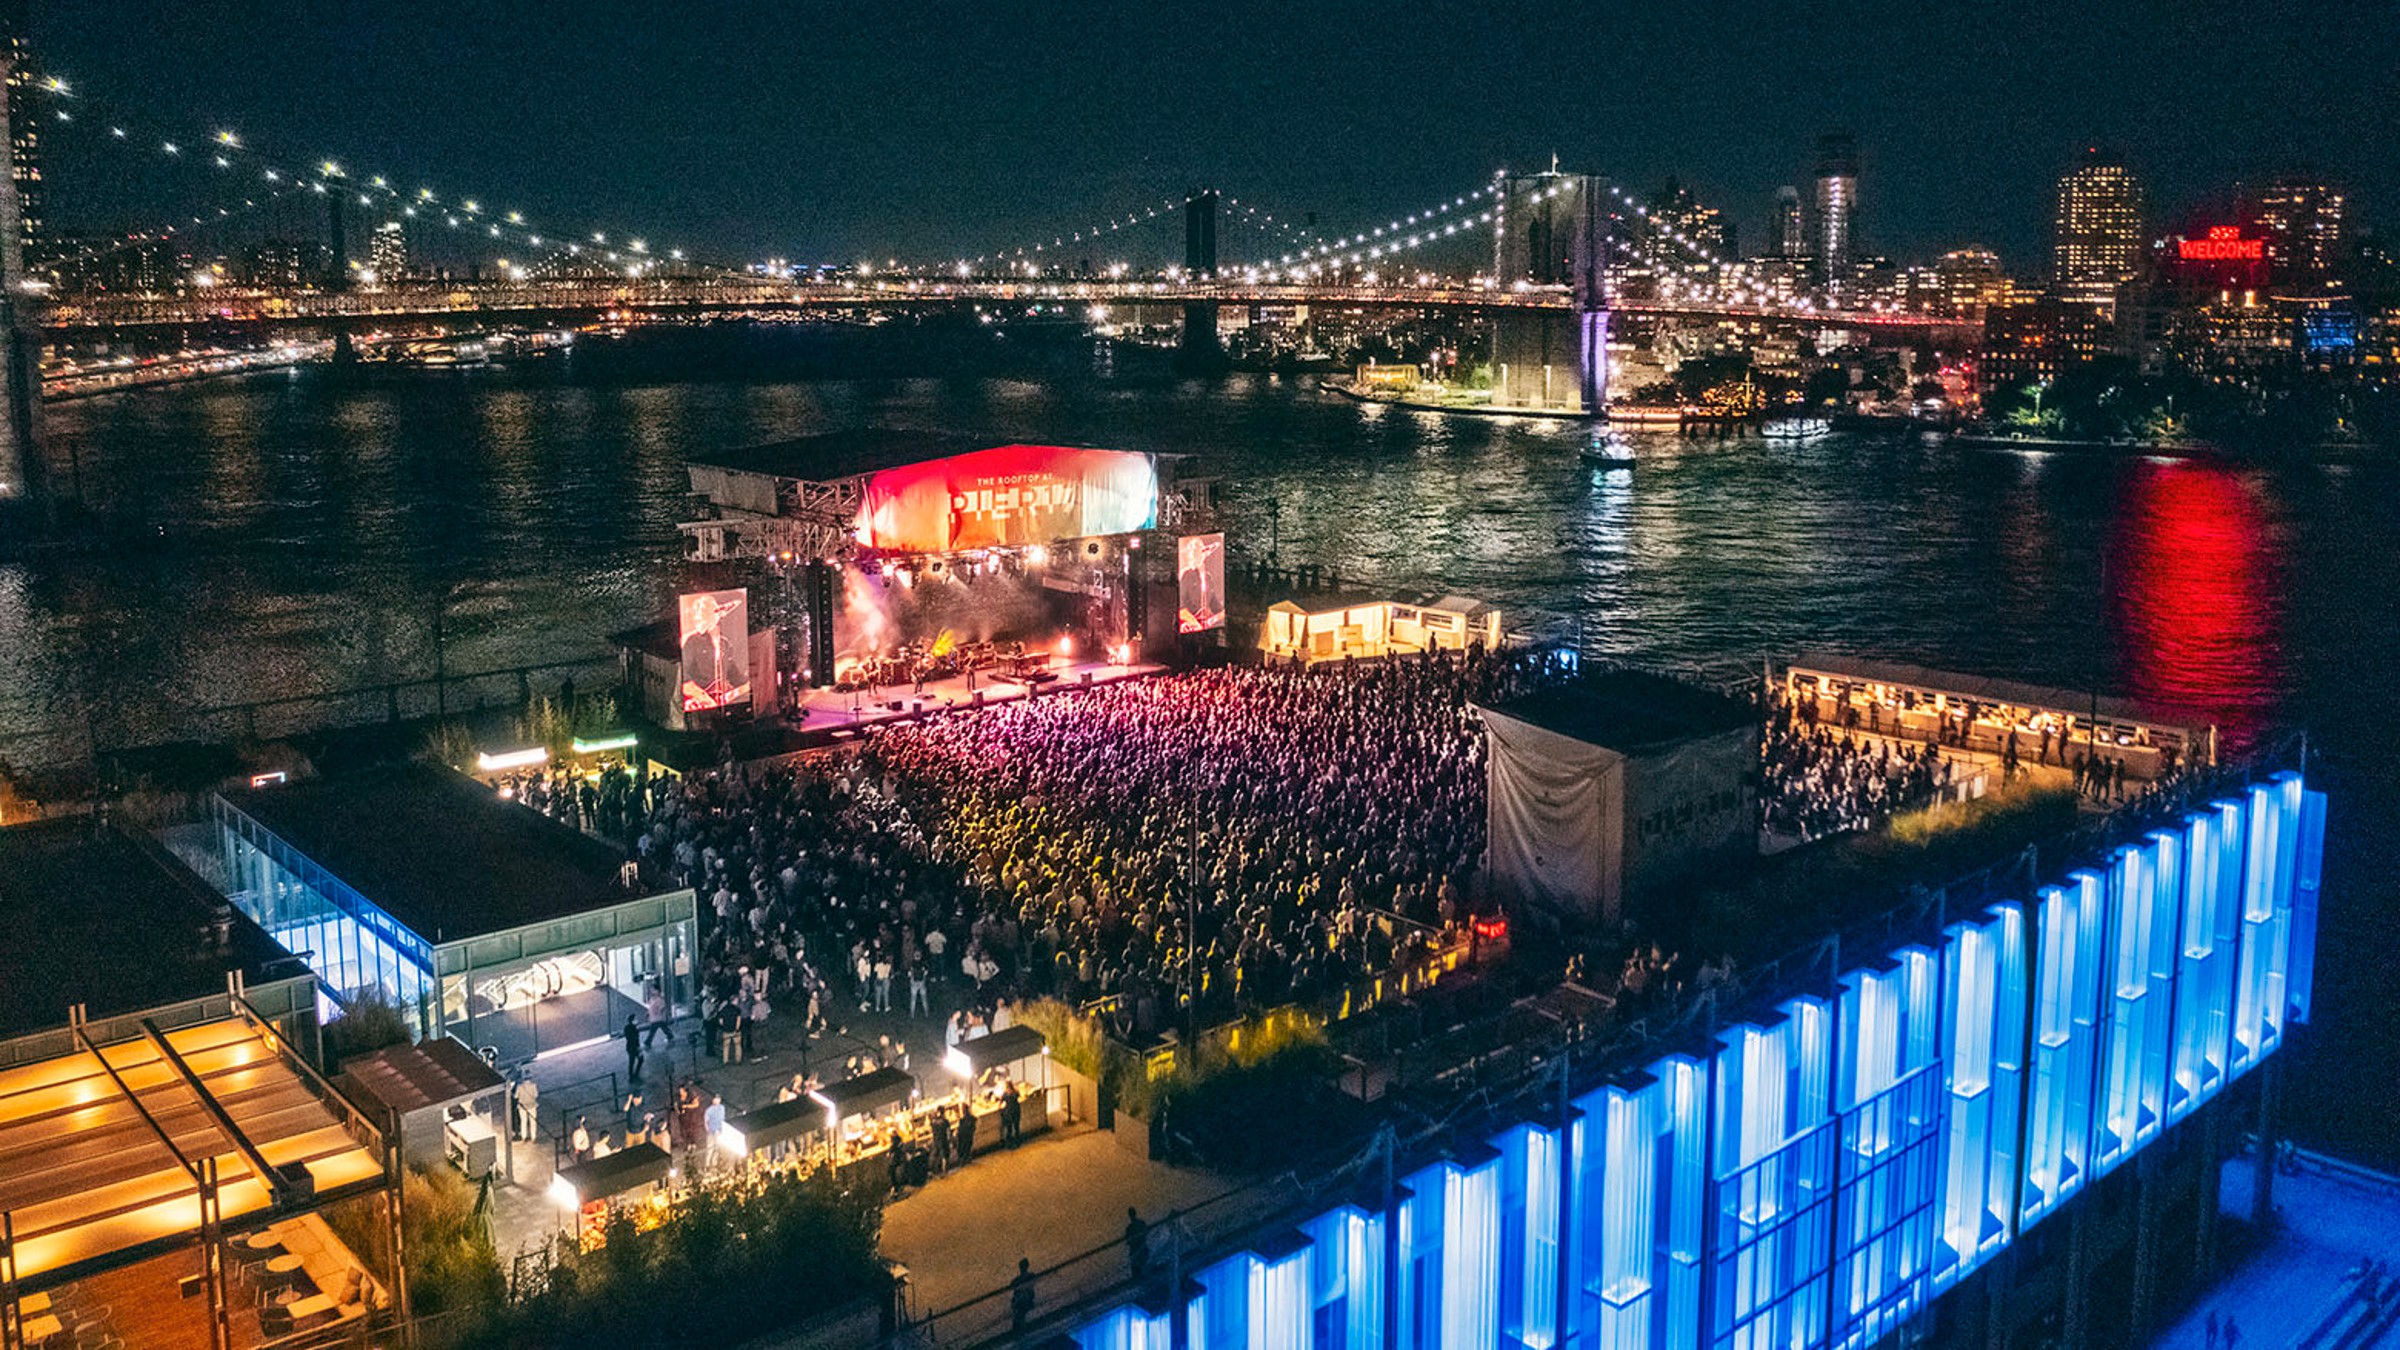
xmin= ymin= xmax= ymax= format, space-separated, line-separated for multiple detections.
xmin=1010 ymin=1258 xmax=1037 ymax=1331
xmin=511 ymin=1076 xmax=539 ymax=1142
xmin=1759 ymin=684 xmax=1956 ymax=841
xmin=703 ymin=1093 xmax=727 ymax=1164
xmin=930 ymin=1104 xmax=954 ymax=1174
xmin=643 ymin=983 xmax=672 ymax=1048
xmin=1125 ymin=1208 xmax=1151 ymax=1280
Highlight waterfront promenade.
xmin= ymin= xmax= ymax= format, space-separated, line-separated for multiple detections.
xmin=2156 ymin=1153 xmax=2400 ymax=1350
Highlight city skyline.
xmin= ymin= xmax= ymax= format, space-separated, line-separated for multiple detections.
xmin=24 ymin=0 xmax=2394 ymax=269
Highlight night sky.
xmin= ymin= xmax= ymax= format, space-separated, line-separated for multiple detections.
xmin=32 ymin=0 xmax=2399 ymax=273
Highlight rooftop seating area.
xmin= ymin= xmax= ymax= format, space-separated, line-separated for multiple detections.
xmin=0 ymin=1011 xmax=390 ymax=1324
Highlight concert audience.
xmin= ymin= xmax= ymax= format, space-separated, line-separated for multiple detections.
xmin=624 ymin=649 xmax=1552 ymax=1043
xmin=1759 ymin=687 xmax=1956 ymax=841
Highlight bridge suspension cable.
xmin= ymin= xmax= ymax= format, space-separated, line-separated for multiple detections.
xmin=25 ymin=73 xmax=733 ymax=281
xmin=951 ymin=193 xmax=1184 ymax=270
xmin=1272 ymin=182 xmax=1502 ymax=277
xmin=942 ymin=188 xmax=1316 ymax=275
xmin=1219 ymin=195 xmax=1319 ymax=246
xmin=1598 ymin=180 xmax=1813 ymax=311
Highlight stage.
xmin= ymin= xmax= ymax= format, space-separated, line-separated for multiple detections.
xmin=791 ymin=657 xmax=1166 ymax=740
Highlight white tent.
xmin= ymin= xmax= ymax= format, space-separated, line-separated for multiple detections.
xmin=1482 ymin=705 xmax=1626 ymax=925
xmin=1481 ymin=673 xmax=1759 ymax=927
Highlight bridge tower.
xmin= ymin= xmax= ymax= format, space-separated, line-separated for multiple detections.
xmin=1490 ymin=170 xmax=1610 ymax=415
xmin=0 ymin=29 xmax=49 ymax=523
xmin=326 ymin=188 xmax=357 ymax=363
xmin=1178 ymin=188 xmax=1225 ymax=369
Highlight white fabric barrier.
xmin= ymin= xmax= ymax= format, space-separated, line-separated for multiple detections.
xmin=1483 ymin=707 xmax=1624 ymax=924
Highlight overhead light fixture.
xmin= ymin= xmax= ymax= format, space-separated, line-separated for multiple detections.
xmin=477 ymin=747 xmax=550 ymax=772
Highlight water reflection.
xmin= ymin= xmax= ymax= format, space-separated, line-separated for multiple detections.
xmin=2108 ymin=460 xmax=2285 ymax=751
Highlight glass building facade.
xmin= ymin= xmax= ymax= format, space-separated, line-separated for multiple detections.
xmin=216 ymin=798 xmax=439 ymax=1029
xmin=214 ymin=796 xmax=697 ymax=1058
xmin=1072 ymin=773 xmax=2323 ymax=1350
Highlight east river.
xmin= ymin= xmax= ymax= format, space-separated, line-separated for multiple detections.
xmin=1 ymin=328 xmax=2393 ymax=1165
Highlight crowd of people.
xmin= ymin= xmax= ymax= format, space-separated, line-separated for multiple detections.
xmin=618 ymin=648 xmax=1555 ymax=1053
xmin=499 ymin=759 xmax=658 ymax=846
xmin=1760 ymin=692 xmax=1962 ymax=840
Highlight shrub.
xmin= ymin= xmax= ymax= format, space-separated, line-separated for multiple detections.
xmin=502 ymin=1170 xmax=886 ymax=1349
xmin=325 ymin=990 xmax=414 ymax=1064
xmin=424 ymin=721 xmax=480 ymax=773
xmin=401 ymin=1166 xmax=506 ymax=1320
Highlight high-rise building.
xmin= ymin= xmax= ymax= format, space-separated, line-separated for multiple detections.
xmin=1933 ymin=247 xmax=2009 ymax=316
xmin=1812 ymin=133 xmax=1859 ymax=273
xmin=1645 ymin=178 xmax=1734 ymax=279
xmin=1774 ymin=186 xmax=1805 ymax=259
xmin=1982 ymin=297 xmax=2112 ymax=390
xmin=369 ymin=220 xmax=409 ymax=283
xmin=242 ymin=239 xmax=330 ymax=289
xmin=2051 ymin=148 xmax=2145 ymax=311
xmin=1 ymin=0 xmax=38 ymax=265
xmin=2250 ymin=178 xmax=2345 ymax=286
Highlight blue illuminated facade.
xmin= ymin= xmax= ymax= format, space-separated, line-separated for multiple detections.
xmin=1071 ymin=773 xmax=2324 ymax=1350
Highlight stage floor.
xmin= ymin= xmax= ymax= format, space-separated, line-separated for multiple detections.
xmin=793 ymin=658 xmax=1165 ymax=738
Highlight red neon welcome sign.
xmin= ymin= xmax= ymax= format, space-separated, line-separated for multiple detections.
xmin=2178 ymin=226 xmax=2265 ymax=262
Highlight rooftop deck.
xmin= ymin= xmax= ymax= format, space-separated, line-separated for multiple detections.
xmin=0 ymin=1016 xmax=385 ymax=1287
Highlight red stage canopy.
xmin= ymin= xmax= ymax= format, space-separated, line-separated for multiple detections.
xmin=853 ymin=444 xmax=1157 ymax=553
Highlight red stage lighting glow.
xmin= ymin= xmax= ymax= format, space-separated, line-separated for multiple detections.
xmin=853 ymin=444 xmax=1158 ymax=552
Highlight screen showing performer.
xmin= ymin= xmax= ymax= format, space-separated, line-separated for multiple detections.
xmin=679 ymin=588 xmax=751 ymax=712
xmin=1177 ymin=533 xmax=1226 ymax=634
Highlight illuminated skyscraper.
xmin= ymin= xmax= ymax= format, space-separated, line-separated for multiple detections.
xmin=369 ymin=219 xmax=409 ymax=282
xmin=1 ymin=0 xmax=37 ymax=263
xmin=1775 ymin=185 xmax=1805 ymax=258
xmin=1646 ymin=178 xmax=1733 ymax=278
xmin=2251 ymin=178 xmax=2345 ymax=285
xmin=1812 ymin=133 xmax=1859 ymax=272
xmin=2052 ymin=148 xmax=2145 ymax=310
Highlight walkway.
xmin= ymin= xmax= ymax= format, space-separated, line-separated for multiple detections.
xmin=885 ymin=1125 xmax=1261 ymax=1346
xmin=2156 ymin=1152 xmax=2400 ymax=1350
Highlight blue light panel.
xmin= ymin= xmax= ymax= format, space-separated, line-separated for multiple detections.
xmin=2022 ymin=871 xmax=2106 ymax=1227
xmin=1253 ymin=1242 xmax=1312 ymax=1350
xmin=1499 ymin=1122 xmax=1564 ymax=1348
xmin=1831 ymin=950 xmax=1942 ymax=1345
xmin=1068 ymin=775 xmax=2323 ymax=1350
xmin=1935 ymin=905 xmax=2026 ymax=1289
xmin=2290 ymin=788 xmax=2327 ymax=1024
xmin=1302 ymin=1205 xmax=1384 ymax=1350
xmin=1709 ymin=998 xmax=1836 ymax=1350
